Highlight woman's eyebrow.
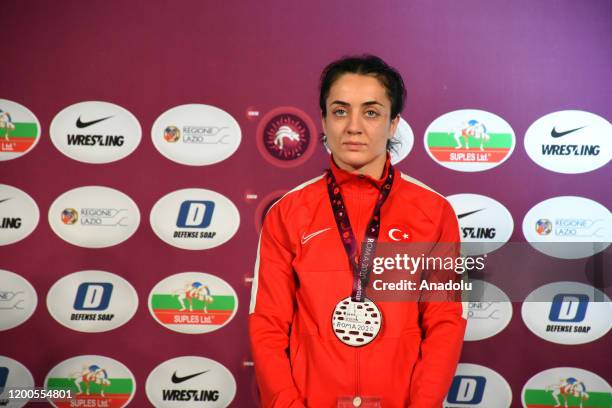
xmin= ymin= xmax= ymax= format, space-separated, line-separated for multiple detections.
xmin=329 ymin=100 xmax=384 ymax=107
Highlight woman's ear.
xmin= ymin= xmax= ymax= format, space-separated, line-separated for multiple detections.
xmin=389 ymin=114 xmax=400 ymax=137
xmin=321 ymin=111 xmax=327 ymax=134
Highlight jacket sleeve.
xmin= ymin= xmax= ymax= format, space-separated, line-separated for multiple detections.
xmin=248 ymin=204 xmax=306 ymax=408
xmin=409 ymin=201 xmax=467 ymax=407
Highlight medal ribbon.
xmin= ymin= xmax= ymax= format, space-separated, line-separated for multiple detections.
xmin=326 ymin=164 xmax=394 ymax=302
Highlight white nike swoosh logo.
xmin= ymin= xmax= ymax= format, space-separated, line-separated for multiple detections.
xmin=301 ymin=228 xmax=331 ymax=244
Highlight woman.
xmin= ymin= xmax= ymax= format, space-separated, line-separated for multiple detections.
xmin=249 ymin=55 xmax=466 ymax=407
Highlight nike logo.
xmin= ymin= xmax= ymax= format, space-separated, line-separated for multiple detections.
xmin=0 ymin=198 xmax=11 ymax=205
xmin=457 ymin=209 xmax=485 ymax=219
xmin=76 ymin=115 xmax=113 ymax=128
xmin=301 ymin=228 xmax=331 ymax=244
xmin=551 ymin=126 xmax=586 ymax=138
xmin=171 ymin=370 xmax=210 ymax=384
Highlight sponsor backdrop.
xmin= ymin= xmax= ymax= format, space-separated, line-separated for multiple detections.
xmin=1 ymin=1 xmax=610 ymax=407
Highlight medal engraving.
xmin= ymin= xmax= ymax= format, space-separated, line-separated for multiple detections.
xmin=332 ymin=297 xmax=382 ymax=347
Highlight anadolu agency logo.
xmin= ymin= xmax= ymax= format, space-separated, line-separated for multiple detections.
xmin=464 ymin=280 xmax=513 ymax=342
xmin=521 ymin=281 xmax=611 ymax=345
xmin=256 ymin=106 xmax=317 ymax=168
xmin=522 ymin=196 xmax=611 ymax=259
xmin=0 ymin=356 xmax=35 ymax=408
xmin=46 ymin=270 xmax=138 ymax=333
xmin=424 ymin=109 xmax=515 ymax=172
xmin=49 ymin=101 xmax=142 ymax=164
xmin=446 ymin=193 xmax=514 ymax=256
xmin=145 ymin=356 xmax=236 ymax=407
xmin=524 ymin=110 xmax=611 ymax=174
xmin=150 ymin=188 xmax=240 ymax=250
xmin=44 ymin=355 xmax=135 ymax=408
xmin=0 ymin=99 xmax=41 ymax=161
xmin=48 ymin=186 xmax=140 ymax=248
xmin=0 ymin=269 xmax=37 ymax=331
xmin=148 ymin=272 xmax=238 ymax=334
xmin=522 ymin=367 xmax=611 ymax=408
xmin=151 ymin=104 xmax=241 ymax=166
xmin=445 ymin=363 xmax=512 ymax=407
xmin=0 ymin=184 xmax=40 ymax=246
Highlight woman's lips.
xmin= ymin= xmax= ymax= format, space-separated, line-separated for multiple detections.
xmin=343 ymin=142 xmax=367 ymax=150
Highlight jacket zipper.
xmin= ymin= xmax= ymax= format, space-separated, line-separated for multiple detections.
xmin=356 ymin=349 xmax=360 ymax=398
xmin=355 ymin=188 xmax=364 ymax=399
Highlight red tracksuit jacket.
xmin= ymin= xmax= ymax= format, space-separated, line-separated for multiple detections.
xmin=249 ymin=157 xmax=466 ymax=407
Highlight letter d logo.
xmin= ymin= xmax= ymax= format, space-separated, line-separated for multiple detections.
xmin=177 ymin=201 xmax=215 ymax=228
xmin=73 ymin=283 xmax=113 ymax=310
xmin=549 ymin=294 xmax=589 ymax=322
xmin=447 ymin=375 xmax=486 ymax=404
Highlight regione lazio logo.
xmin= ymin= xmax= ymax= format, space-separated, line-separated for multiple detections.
xmin=464 ymin=280 xmax=513 ymax=341
xmin=522 ymin=196 xmax=611 ymax=259
xmin=522 ymin=367 xmax=611 ymax=408
xmin=46 ymin=270 xmax=138 ymax=333
xmin=48 ymin=186 xmax=140 ymax=248
xmin=324 ymin=117 xmax=415 ymax=165
xmin=445 ymin=363 xmax=512 ymax=408
xmin=521 ymin=281 xmax=611 ymax=345
xmin=447 ymin=193 xmax=514 ymax=256
xmin=45 ymin=355 xmax=135 ymax=408
xmin=150 ymin=188 xmax=239 ymax=250
xmin=0 ymin=356 xmax=35 ymax=408
xmin=151 ymin=104 xmax=241 ymax=166
xmin=524 ymin=110 xmax=611 ymax=174
xmin=49 ymin=101 xmax=142 ymax=164
xmin=148 ymin=272 xmax=238 ymax=334
xmin=0 ymin=99 xmax=41 ymax=161
xmin=256 ymin=106 xmax=317 ymax=167
xmin=145 ymin=356 xmax=236 ymax=407
xmin=0 ymin=184 xmax=40 ymax=246
xmin=424 ymin=109 xmax=515 ymax=172
xmin=0 ymin=269 xmax=37 ymax=331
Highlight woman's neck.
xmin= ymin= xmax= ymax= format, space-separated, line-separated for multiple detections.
xmin=333 ymin=154 xmax=387 ymax=180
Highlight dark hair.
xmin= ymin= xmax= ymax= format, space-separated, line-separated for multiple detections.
xmin=319 ymin=54 xmax=406 ymax=119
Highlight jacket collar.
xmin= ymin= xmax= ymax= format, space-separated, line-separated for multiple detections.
xmin=328 ymin=154 xmax=392 ymax=190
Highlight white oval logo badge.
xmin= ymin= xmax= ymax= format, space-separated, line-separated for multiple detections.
xmin=0 ymin=184 xmax=39 ymax=246
xmin=522 ymin=196 xmax=611 ymax=259
xmin=447 ymin=193 xmax=514 ymax=256
xmin=424 ymin=109 xmax=515 ymax=172
xmin=145 ymin=356 xmax=236 ymax=408
xmin=150 ymin=188 xmax=239 ymax=250
xmin=0 ymin=99 xmax=41 ymax=161
xmin=445 ymin=363 xmax=512 ymax=407
xmin=524 ymin=110 xmax=612 ymax=174
xmin=0 ymin=269 xmax=37 ymax=331
xmin=44 ymin=355 xmax=136 ymax=408
xmin=48 ymin=186 xmax=140 ymax=248
xmin=464 ymin=280 xmax=513 ymax=341
xmin=522 ymin=367 xmax=611 ymax=408
xmin=521 ymin=281 xmax=611 ymax=345
xmin=46 ymin=270 xmax=138 ymax=333
xmin=0 ymin=356 xmax=35 ymax=408
xmin=50 ymin=101 xmax=141 ymax=164
xmin=152 ymin=104 xmax=241 ymax=166
xmin=148 ymin=272 xmax=238 ymax=334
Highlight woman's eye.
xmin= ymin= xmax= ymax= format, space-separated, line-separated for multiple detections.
xmin=365 ymin=110 xmax=379 ymax=118
xmin=333 ymin=109 xmax=347 ymax=116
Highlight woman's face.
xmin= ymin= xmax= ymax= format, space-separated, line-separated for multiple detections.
xmin=322 ymin=73 xmax=399 ymax=176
